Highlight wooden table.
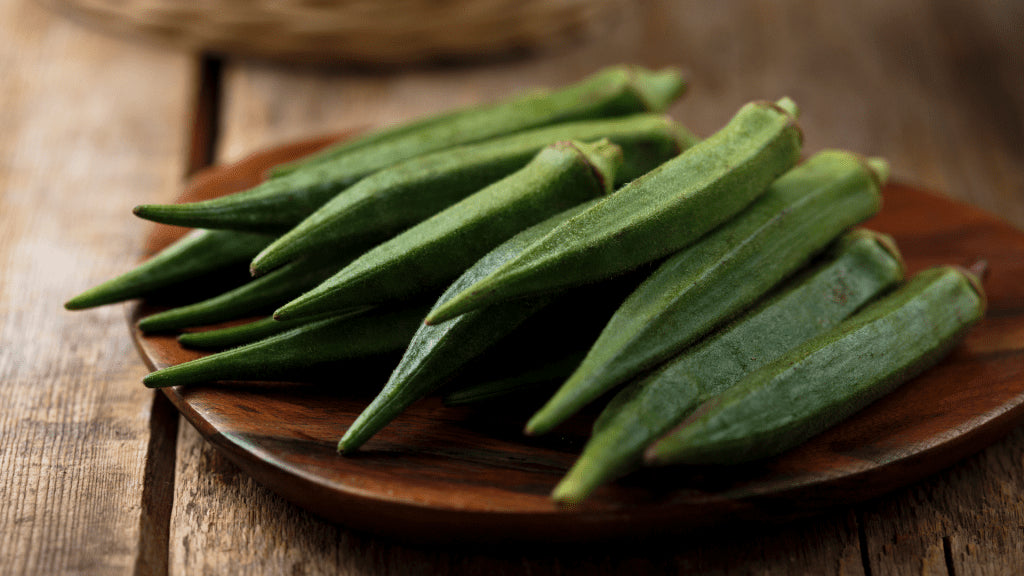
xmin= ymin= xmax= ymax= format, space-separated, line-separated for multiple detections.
xmin=3 ymin=0 xmax=1022 ymax=573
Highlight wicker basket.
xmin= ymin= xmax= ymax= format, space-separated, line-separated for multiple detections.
xmin=40 ymin=0 xmax=629 ymax=64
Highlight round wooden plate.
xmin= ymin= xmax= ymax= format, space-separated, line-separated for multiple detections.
xmin=129 ymin=135 xmax=1024 ymax=542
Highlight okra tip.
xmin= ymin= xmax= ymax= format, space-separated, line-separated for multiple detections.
xmin=249 ymin=254 xmax=279 ymax=277
xmin=549 ymin=474 xmax=591 ymax=507
xmin=641 ymin=442 xmax=669 ymax=466
xmin=337 ymin=421 xmax=380 ymax=454
xmin=249 ymin=253 xmax=278 ymax=278
xmin=523 ymin=408 xmax=558 ymax=437
xmin=142 ymin=368 xmax=178 ymax=389
xmin=136 ymin=313 xmax=173 ymax=333
xmin=64 ymin=290 xmax=98 ymax=310
xmin=630 ymin=67 xmax=688 ymax=112
xmin=423 ymin=260 xmax=549 ymax=324
xmin=64 ymin=279 xmax=127 ymax=310
xmin=132 ymin=203 xmax=176 ymax=224
xmin=641 ymin=433 xmax=696 ymax=466
xmin=250 ymin=241 xmax=297 ymax=277
xmin=336 ymin=437 xmax=352 ymax=454
xmin=134 ymin=200 xmax=236 ymax=228
xmin=524 ymin=363 xmax=604 ymax=436
xmin=336 ymin=427 xmax=369 ymax=455
xmin=272 ymin=299 xmax=306 ymax=322
xmin=423 ymin=296 xmax=475 ymax=325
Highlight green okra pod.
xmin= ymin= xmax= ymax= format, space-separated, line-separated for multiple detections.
xmin=144 ymin=304 xmax=427 ymax=388
xmin=177 ymin=318 xmax=283 ymax=351
xmin=438 ymin=266 xmax=657 ymax=408
xmin=176 ymin=309 xmax=370 ymax=351
xmin=525 ymin=149 xmax=885 ymax=436
xmin=275 ymin=139 xmax=623 ymax=321
xmin=425 ymin=97 xmax=804 ymax=325
xmin=645 ymin=265 xmax=986 ymax=466
xmin=65 ymin=229 xmax=273 ymax=310
xmin=132 ymin=67 xmax=686 ymax=234
xmin=270 ymin=66 xmax=686 ymax=177
xmin=552 ymin=230 xmax=904 ymax=503
xmin=251 ymin=114 xmax=694 ymax=275
xmin=137 ymin=252 xmax=361 ymax=333
xmin=336 ymin=199 xmax=618 ymax=453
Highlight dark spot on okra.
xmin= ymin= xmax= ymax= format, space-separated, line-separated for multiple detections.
xmin=830 ymin=276 xmax=853 ymax=305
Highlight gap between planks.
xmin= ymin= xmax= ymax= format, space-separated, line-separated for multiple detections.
xmin=132 ymin=52 xmax=224 ymax=576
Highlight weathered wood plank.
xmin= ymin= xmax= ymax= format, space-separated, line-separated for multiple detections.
xmin=0 ymin=1 xmax=194 ymax=574
xmin=167 ymin=424 xmax=343 ymax=575
xmin=858 ymin=429 xmax=1024 ymax=576
xmin=166 ymin=0 xmax=1023 ymax=573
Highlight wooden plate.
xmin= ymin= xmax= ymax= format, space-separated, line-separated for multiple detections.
xmin=129 ymin=136 xmax=1024 ymax=542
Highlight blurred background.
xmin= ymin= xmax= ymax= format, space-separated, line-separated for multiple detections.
xmin=2 ymin=0 xmax=1023 ymax=573
xmin=24 ymin=0 xmax=1023 ymax=222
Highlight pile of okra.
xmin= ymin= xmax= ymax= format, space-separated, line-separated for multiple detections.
xmin=68 ymin=66 xmax=986 ymax=504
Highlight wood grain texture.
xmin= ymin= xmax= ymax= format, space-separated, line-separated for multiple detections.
xmin=0 ymin=0 xmax=193 ymax=574
xmin=158 ymin=0 xmax=1024 ymax=573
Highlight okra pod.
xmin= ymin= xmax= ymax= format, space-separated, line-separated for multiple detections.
xmin=65 ymin=229 xmax=273 ymax=310
xmin=144 ymin=304 xmax=427 ymax=388
xmin=271 ymin=66 xmax=685 ymax=176
xmin=552 ymin=230 xmax=904 ymax=503
xmin=251 ymin=114 xmax=694 ymax=275
xmin=425 ymin=97 xmax=804 ymax=325
xmin=336 ymin=198 xmax=632 ymax=452
xmin=275 ymin=140 xmax=622 ymax=321
xmin=645 ymin=265 xmax=986 ymax=466
xmin=525 ymin=150 xmax=885 ymax=435
xmin=438 ymin=267 xmax=656 ymax=408
xmin=132 ymin=67 xmax=686 ymax=234
xmin=176 ymin=309 xmax=370 ymax=351
xmin=137 ymin=252 xmax=360 ymax=333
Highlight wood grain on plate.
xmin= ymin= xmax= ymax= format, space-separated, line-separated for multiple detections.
xmin=129 ymin=135 xmax=1024 ymax=542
